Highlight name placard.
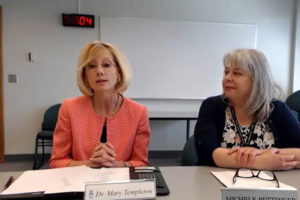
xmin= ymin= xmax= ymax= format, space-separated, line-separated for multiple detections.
xmin=221 ymin=187 xmax=299 ymax=200
xmin=84 ymin=179 xmax=156 ymax=200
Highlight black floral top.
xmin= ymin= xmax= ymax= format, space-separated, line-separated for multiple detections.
xmin=220 ymin=107 xmax=275 ymax=149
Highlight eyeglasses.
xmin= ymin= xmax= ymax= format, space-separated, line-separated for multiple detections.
xmin=232 ymin=168 xmax=280 ymax=188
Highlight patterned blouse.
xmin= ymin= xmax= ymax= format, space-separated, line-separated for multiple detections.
xmin=220 ymin=107 xmax=275 ymax=149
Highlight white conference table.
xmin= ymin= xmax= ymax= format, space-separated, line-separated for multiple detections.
xmin=1 ymin=166 xmax=300 ymax=199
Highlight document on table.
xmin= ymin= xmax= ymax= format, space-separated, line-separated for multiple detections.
xmin=1 ymin=166 xmax=130 ymax=195
xmin=211 ymin=170 xmax=296 ymax=190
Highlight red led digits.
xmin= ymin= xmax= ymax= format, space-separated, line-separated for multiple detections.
xmin=86 ymin=17 xmax=93 ymax=26
xmin=78 ymin=16 xmax=85 ymax=26
xmin=63 ymin=14 xmax=95 ymax=28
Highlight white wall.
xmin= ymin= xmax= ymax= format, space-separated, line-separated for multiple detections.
xmin=294 ymin=0 xmax=300 ymax=92
xmin=0 ymin=0 xmax=298 ymax=154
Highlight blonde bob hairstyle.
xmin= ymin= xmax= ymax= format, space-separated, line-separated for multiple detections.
xmin=77 ymin=41 xmax=131 ymax=96
xmin=223 ymin=48 xmax=283 ymax=122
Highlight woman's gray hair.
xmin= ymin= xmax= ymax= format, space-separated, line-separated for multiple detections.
xmin=223 ymin=49 xmax=284 ymax=121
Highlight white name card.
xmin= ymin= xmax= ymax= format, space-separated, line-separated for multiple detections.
xmin=221 ymin=187 xmax=299 ymax=200
xmin=84 ymin=179 xmax=156 ymax=200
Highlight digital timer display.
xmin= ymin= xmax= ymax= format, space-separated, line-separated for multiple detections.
xmin=62 ymin=14 xmax=95 ymax=28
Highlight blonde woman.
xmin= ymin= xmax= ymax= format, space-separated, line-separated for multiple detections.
xmin=50 ymin=41 xmax=150 ymax=168
xmin=194 ymin=49 xmax=300 ymax=170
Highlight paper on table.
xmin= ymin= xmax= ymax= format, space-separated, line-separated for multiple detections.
xmin=211 ymin=170 xmax=296 ymax=190
xmin=1 ymin=166 xmax=130 ymax=195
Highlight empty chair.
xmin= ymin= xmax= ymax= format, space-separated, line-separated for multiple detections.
xmin=286 ymin=90 xmax=300 ymax=121
xmin=32 ymin=104 xmax=61 ymax=169
xmin=181 ymin=135 xmax=197 ymax=166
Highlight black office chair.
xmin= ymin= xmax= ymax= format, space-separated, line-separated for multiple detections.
xmin=181 ymin=135 xmax=197 ymax=166
xmin=33 ymin=104 xmax=61 ymax=170
xmin=286 ymin=90 xmax=300 ymax=121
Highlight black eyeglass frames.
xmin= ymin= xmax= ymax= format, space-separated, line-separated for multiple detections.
xmin=232 ymin=168 xmax=280 ymax=188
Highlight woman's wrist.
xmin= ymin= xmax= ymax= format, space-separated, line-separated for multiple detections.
xmin=123 ymin=161 xmax=130 ymax=167
xmin=113 ymin=161 xmax=129 ymax=167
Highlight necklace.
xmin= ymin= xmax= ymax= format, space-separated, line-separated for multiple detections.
xmin=92 ymin=94 xmax=120 ymax=117
xmin=230 ymin=106 xmax=256 ymax=147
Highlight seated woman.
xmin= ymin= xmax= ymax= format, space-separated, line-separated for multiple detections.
xmin=49 ymin=41 xmax=150 ymax=168
xmin=194 ymin=48 xmax=300 ymax=170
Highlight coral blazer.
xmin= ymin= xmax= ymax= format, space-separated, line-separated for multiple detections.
xmin=49 ymin=96 xmax=150 ymax=168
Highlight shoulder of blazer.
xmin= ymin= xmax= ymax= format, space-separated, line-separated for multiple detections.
xmin=202 ymin=95 xmax=227 ymax=110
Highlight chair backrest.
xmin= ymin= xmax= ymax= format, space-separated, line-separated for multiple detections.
xmin=181 ymin=135 xmax=197 ymax=166
xmin=286 ymin=90 xmax=300 ymax=120
xmin=42 ymin=104 xmax=61 ymax=130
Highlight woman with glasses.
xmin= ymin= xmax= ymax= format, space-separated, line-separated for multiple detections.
xmin=49 ymin=41 xmax=150 ymax=168
xmin=194 ymin=49 xmax=300 ymax=170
